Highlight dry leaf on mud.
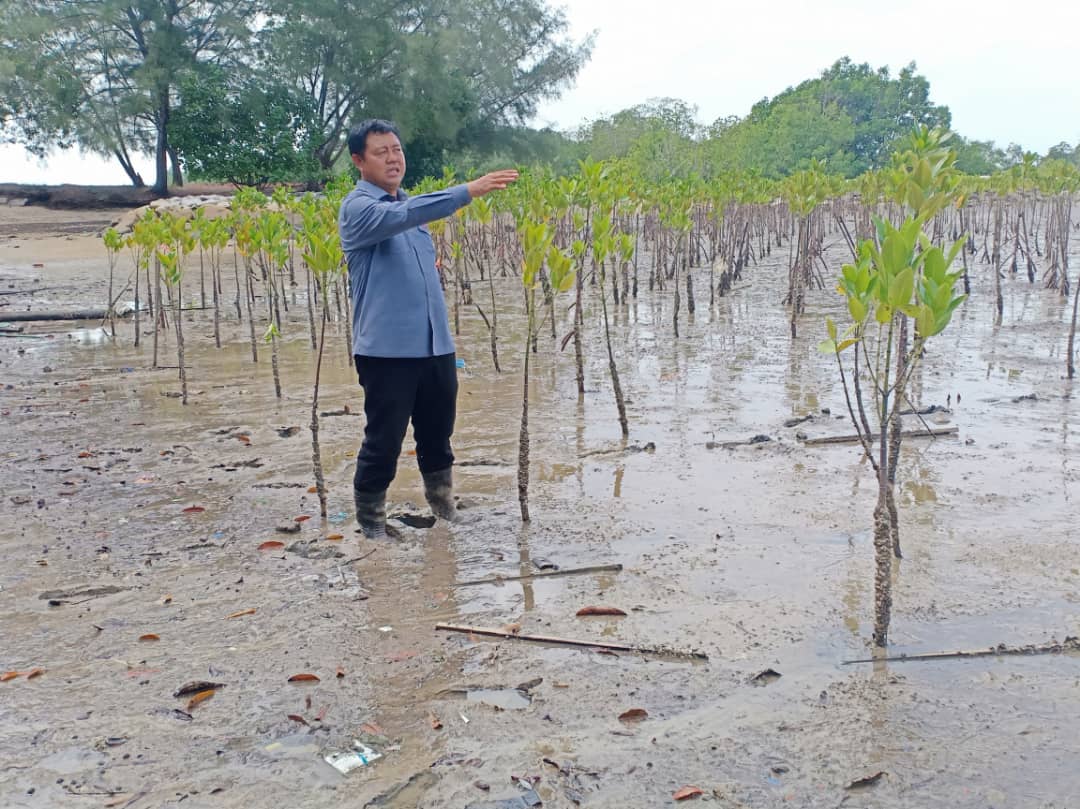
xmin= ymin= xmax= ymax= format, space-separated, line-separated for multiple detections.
xmin=335 ymin=667 xmax=346 ymax=679
xmin=1 ymin=671 xmax=20 ymax=682
xmin=186 ymin=689 xmax=215 ymax=710
xmin=315 ymin=704 xmax=329 ymax=722
xmin=428 ymin=713 xmax=443 ymax=730
xmin=576 ymin=606 xmax=627 ymax=617
xmin=360 ymin=721 xmax=385 ymax=736
xmin=25 ymin=668 xmax=45 ymax=680
xmin=618 ymin=708 xmax=648 ymax=723
xmin=845 ymin=771 xmax=886 ymax=790
xmin=182 ymin=506 xmax=206 ymax=514
xmin=138 ymin=633 xmax=160 ymax=642
xmin=501 ymin=622 xmax=522 ymax=635
xmin=294 ymin=515 xmax=310 ymax=523
xmin=226 ymin=608 xmax=256 ymax=619
xmin=288 ymin=673 xmax=320 ymax=683
xmin=258 ymin=540 xmax=285 ymax=551
xmin=307 ymin=485 xmax=318 ymax=493
xmin=173 ymin=681 xmax=225 ymax=698
xmin=326 ymin=533 xmax=344 ymax=541
xmin=287 ymin=714 xmax=309 ymax=725
xmin=673 ymin=786 xmax=704 ymax=801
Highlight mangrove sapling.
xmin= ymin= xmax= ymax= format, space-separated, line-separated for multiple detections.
xmin=155 ymin=213 xmax=195 ymax=405
xmin=820 ymin=127 xmax=967 ymax=647
xmin=784 ymin=166 xmax=828 ymax=338
xmin=591 ymin=212 xmax=630 ymax=439
xmin=468 ymin=198 xmax=502 ymax=372
xmin=230 ymin=192 xmax=264 ymax=364
xmin=102 ymin=228 xmax=123 ymax=338
xmin=516 ymin=221 xmax=575 ymax=522
xmin=298 ymin=196 xmax=345 ymax=519
xmin=254 ymin=209 xmax=292 ymax=399
xmin=199 ymin=218 xmax=229 ymax=349
xmin=122 ymin=229 xmax=146 ymax=348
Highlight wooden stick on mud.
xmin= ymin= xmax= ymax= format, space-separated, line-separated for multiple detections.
xmin=843 ymin=636 xmax=1080 ymax=665
xmin=802 ymin=426 xmax=958 ymax=446
xmin=452 ymin=563 xmax=624 ymax=588
xmin=0 ymin=308 xmax=115 ymax=322
xmin=435 ymin=623 xmax=709 ymax=660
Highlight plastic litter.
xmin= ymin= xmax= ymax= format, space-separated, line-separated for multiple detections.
xmin=324 ymin=740 xmax=383 ymax=775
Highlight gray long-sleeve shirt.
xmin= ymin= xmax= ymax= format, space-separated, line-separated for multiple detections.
xmin=338 ymin=179 xmax=472 ymax=358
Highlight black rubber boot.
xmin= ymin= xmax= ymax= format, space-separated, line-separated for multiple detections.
xmin=422 ymin=468 xmax=461 ymax=522
xmin=353 ymin=488 xmax=390 ymax=539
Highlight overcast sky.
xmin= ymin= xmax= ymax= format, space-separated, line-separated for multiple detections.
xmin=4 ymin=0 xmax=1079 ymax=185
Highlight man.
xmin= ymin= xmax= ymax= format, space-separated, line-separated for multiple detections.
xmin=339 ymin=119 xmax=517 ymax=538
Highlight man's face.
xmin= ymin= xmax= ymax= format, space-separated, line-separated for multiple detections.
xmin=352 ymin=131 xmax=406 ymax=195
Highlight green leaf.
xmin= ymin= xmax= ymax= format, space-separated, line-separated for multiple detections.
xmin=889 ymin=267 xmax=914 ymax=309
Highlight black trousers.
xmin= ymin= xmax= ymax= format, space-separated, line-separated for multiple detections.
xmin=353 ymin=353 xmax=458 ymax=493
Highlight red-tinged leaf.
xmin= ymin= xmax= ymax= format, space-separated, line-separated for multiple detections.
xmin=288 ymin=673 xmax=320 ymax=683
xmin=336 ymin=667 xmax=345 ymax=679
xmin=258 ymin=541 xmax=285 ymax=551
xmin=674 ymin=786 xmax=704 ymax=801
xmin=307 ymin=485 xmax=318 ymax=493
xmin=78 ymin=451 xmax=93 ymax=458
xmin=576 ymin=606 xmax=627 ymax=617
xmin=1 ymin=671 xmax=19 ymax=682
xmin=618 ymin=708 xmax=648 ymax=723
xmin=186 ymin=689 xmax=215 ymax=710
xmin=326 ymin=533 xmax=344 ymax=541
xmin=139 ymin=633 xmax=160 ymax=642
xmin=294 ymin=515 xmax=310 ymax=523
xmin=25 ymin=668 xmax=45 ymax=680
xmin=236 ymin=434 xmax=251 ymax=444
xmin=182 ymin=506 xmax=206 ymax=514
xmin=287 ymin=714 xmax=309 ymax=725
xmin=226 ymin=608 xmax=256 ymax=619
xmin=405 ymin=449 xmax=417 ymax=456
xmin=314 ymin=704 xmax=328 ymax=722
xmin=429 ymin=713 xmax=443 ymax=730
xmin=360 ymin=722 xmax=385 ymax=736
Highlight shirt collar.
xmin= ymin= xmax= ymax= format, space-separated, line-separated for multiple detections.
xmin=356 ymin=179 xmax=406 ymax=201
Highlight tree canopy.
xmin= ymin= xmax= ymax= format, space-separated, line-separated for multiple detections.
xmin=0 ymin=0 xmax=592 ymax=189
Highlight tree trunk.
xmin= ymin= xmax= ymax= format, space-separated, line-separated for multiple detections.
xmin=152 ymin=93 xmax=170 ymax=195
xmin=113 ymin=147 xmax=145 ymax=188
xmin=168 ymin=146 xmax=183 ymax=188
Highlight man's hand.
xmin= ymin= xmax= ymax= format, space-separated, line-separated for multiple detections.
xmin=466 ymin=169 xmax=519 ymax=199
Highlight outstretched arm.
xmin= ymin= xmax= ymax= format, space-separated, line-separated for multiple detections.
xmin=340 ymin=185 xmax=471 ymax=250
xmin=340 ymin=170 xmax=519 ymax=250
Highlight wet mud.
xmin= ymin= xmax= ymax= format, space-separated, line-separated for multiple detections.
xmin=1 ymin=211 xmax=1079 ymax=808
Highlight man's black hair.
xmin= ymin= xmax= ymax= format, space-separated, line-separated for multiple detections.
xmin=347 ymin=119 xmax=402 ymax=157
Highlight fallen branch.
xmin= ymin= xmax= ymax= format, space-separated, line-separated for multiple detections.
xmin=802 ymin=426 xmax=958 ymax=446
xmin=452 ymin=563 xmax=624 ymax=588
xmin=435 ymin=623 xmax=708 ymax=660
xmin=843 ymin=636 xmax=1080 ymax=665
xmin=0 ymin=309 xmax=116 ymax=322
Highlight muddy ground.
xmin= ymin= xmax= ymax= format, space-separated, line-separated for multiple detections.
xmin=1 ymin=208 xmax=1079 ymax=809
